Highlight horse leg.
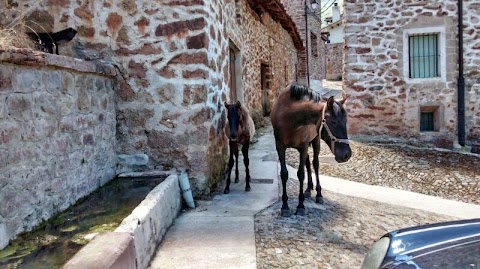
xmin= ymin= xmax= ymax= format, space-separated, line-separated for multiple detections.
xmin=276 ymin=141 xmax=290 ymax=217
xmin=234 ymin=143 xmax=239 ymax=183
xmin=312 ymin=136 xmax=323 ymax=204
xmin=242 ymin=141 xmax=251 ymax=192
xmin=296 ymin=145 xmax=308 ymax=216
xmin=224 ymin=141 xmax=236 ymax=194
xmin=304 ymin=152 xmax=313 ymax=198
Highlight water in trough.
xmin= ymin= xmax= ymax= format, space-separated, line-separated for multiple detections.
xmin=0 ymin=176 xmax=166 ymax=269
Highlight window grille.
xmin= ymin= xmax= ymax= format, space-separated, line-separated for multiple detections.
xmin=409 ymin=33 xmax=439 ymax=78
xmin=420 ymin=111 xmax=435 ymax=132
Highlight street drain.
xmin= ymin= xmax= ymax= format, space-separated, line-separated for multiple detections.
xmin=250 ymin=178 xmax=274 ymax=184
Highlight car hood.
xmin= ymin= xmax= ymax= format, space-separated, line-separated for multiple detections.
xmin=380 ymin=218 xmax=480 ymax=268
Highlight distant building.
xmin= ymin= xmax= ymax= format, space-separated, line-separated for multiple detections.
xmin=322 ymin=2 xmax=344 ymax=80
xmin=281 ymin=0 xmax=325 ymax=90
xmin=343 ymin=0 xmax=480 ymax=149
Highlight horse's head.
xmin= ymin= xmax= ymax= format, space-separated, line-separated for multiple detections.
xmin=225 ymin=101 xmax=242 ymax=141
xmin=321 ymin=94 xmax=352 ymax=163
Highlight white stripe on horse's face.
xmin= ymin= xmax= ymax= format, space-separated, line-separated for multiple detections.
xmin=333 ymin=102 xmax=341 ymax=115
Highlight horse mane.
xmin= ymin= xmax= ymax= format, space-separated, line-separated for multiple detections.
xmin=289 ymin=83 xmax=322 ymax=103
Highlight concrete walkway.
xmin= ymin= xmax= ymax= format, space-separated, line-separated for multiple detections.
xmin=148 ymin=128 xmax=279 ymax=269
xmin=149 ymin=124 xmax=480 ymax=269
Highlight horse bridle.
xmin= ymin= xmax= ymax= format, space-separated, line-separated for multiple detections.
xmin=319 ymin=103 xmax=350 ymax=153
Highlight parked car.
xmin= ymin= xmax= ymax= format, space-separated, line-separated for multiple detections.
xmin=361 ymin=218 xmax=480 ymax=269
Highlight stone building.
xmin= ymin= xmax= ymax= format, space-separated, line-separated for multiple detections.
xmin=322 ymin=2 xmax=344 ymax=80
xmin=0 ymin=0 xmax=302 ymax=247
xmin=343 ymin=0 xmax=480 ymax=148
xmin=281 ymin=0 xmax=324 ymax=90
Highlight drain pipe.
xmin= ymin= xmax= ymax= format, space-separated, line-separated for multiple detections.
xmin=179 ymin=170 xmax=195 ymax=208
xmin=457 ymin=0 xmax=466 ymax=146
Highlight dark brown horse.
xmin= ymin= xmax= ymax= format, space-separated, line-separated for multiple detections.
xmin=271 ymin=83 xmax=351 ymax=217
xmin=224 ymin=101 xmax=256 ymax=194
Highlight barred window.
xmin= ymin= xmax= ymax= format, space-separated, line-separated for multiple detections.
xmin=420 ymin=112 xmax=434 ymax=131
xmin=409 ymin=33 xmax=439 ymax=78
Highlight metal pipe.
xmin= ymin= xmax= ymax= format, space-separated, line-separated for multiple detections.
xmin=458 ymin=0 xmax=465 ymax=146
xmin=304 ymin=0 xmax=310 ymax=87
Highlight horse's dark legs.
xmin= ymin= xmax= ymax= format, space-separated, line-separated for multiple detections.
xmin=304 ymin=152 xmax=313 ymax=198
xmin=234 ymin=143 xmax=239 ymax=183
xmin=312 ymin=136 xmax=323 ymax=204
xmin=276 ymin=141 xmax=290 ymax=217
xmin=242 ymin=141 xmax=251 ymax=192
xmin=296 ymin=145 xmax=308 ymax=216
xmin=224 ymin=141 xmax=237 ymax=194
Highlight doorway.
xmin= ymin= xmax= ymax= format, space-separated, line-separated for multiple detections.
xmin=229 ymin=42 xmax=242 ymax=103
xmin=261 ymin=63 xmax=270 ymax=116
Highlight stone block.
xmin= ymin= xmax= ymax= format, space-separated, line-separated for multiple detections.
xmin=6 ymin=93 xmax=32 ymax=121
xmin=12 ymin=69 xmax=44 ymax=93
xmin=62 ymin=232 xmax=136 ymax=269
xmin=45 ymin=71 xmax=63 ymax=97
xmin=115 ymin=175 xmax=181 ymax=269
xmin=77 ymin=87 xmax=91 ymax=113
xmin=33 ymin=91 xmax=60 ymax=118
xmin=0 ymin=217 xmax=8 ymax=250
xmin=116 ymin=154 xmax=150 ymax=174
xmin=0 ymin=65 xmax=12 ymax=93
xmin=0 ymin=121 xmax=19 ymax=147
xmin=155 ymin=17 xmax=206 ymax=37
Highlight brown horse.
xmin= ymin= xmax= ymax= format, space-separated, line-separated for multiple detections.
xmin=271 ymin=83 xmax=351 ymax=217
xmin=224 ymin=101 xmax=256 ymax=194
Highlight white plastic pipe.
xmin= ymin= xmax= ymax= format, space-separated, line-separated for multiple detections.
xmin=179 ymin=171 xmax=195 ymax=208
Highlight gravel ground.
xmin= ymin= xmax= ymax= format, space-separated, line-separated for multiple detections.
xmin=254 ymin=121 xmax=479 ymax=269
xmin=285 ymin=139 xmax=480 ymax=205
xmin=255 ymin=179 xmax=456 ymax=269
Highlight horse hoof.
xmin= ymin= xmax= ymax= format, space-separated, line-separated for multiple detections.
xmin=224 ymin=189 xmax=230 ymax=194
xmin=234 ymin=178 xmax=239 ymax=183
xmin=295 ymin=208 xmax=306 ymax=216
xmin=281 ymin=209 xmax=291 ymax=217
xmin=304 ymin=191 xmax=311 ymax=198
xmin=316 ymin=197 xmax=324 ymax=204
xmin=245 ymin=186 xmax=251 ymax=192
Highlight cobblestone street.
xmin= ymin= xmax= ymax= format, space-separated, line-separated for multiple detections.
xmin=254 ymin=122 xmax=480 ymax=269
xmin=286 ymin=138 xmax=480 ymax=205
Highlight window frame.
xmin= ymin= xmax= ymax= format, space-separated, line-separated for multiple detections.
xmin=403 ymin=27 xmax=446 ymax=83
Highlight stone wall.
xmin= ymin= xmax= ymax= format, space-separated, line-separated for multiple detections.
xmin=1 ymin=0 xmax=299 ymax=196
xmin=343 ymin=0 xmax=480 ymax=147
xmin=219 ymin=0 xmax=298 ymax=109
xmin=0 ymin=48 xmax=116 ymax=249
xmin=325 ymin=43 xmax=343 ymax=80
xmin=281 ymin=0 xmax=324 ymax=88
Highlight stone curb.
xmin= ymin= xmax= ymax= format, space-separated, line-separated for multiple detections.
xmin=115 ymin=174 xmax=182 ymax=269
xmin=62 ymin=175 xmax=182 ymax=269
xmin=62 ymin=232 xmax=136 ymax=269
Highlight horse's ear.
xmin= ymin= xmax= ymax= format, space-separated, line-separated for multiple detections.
xmin=327 ymin=96 xmax=335 ymax=110
xmin=235 ymin=100 xmax=241 ymax=108
xmin=338 ymin=91 xmax=349 ymax=105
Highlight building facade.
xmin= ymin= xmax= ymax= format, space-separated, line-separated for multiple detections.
xmin=343 ymin=0 xmax=480 ymax=148
xmin=0 ymin=0 xmax=302 ymax=246
xmin=322 ymin=2 xmax=344 ymax=80
xmin=281 ymin=0 xmax=324 ymax=90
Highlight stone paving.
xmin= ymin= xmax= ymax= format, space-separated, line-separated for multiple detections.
xmin=254 ymin=120 xmax=479 ymax=269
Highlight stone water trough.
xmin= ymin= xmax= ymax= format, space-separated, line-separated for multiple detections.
xmin=0 ymin=172 xmax=183 ymax=269
xmin=62 ymin=173 xmax=182 ymax=269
